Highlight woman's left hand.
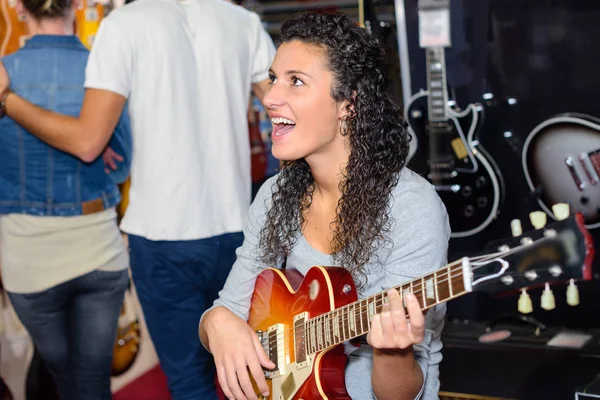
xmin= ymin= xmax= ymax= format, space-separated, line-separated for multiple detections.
xmin=367 ymin=289 xmax=425 ymax=350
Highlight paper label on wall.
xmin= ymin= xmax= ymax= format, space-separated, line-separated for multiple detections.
xmin=418 ymin=9 xmax=451 ymax=48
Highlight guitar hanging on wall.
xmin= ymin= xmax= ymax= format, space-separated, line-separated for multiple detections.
xmin=522 ymin=113 xmax=600 ymax=230
xmin=405 ymin=0 xmax=503 ymax=239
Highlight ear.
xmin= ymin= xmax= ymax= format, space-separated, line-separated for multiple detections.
xmin=337 ymin=91 xmax=357 ymax=120
xmin=337 ymin=99 xmax=356 ymax=120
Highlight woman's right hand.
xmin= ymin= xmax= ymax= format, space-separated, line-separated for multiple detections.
xmin=203 ymin=306 xmax=275 ymax=400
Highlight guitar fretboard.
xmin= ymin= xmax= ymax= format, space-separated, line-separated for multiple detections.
xmin=425 ymin=48 xmax=449 ymax=123
xmin=304 ymin=260 xmax=467 ymax=354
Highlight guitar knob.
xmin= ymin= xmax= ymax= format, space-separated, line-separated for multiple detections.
xmin=476 ymin=176 xmax=487 ymax=188
xmin=477 ymin=197 xmax=488 ymax=208
xmin=464 ymin=205 xmax=474 ymax=217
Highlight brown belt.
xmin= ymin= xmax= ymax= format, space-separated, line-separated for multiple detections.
xmin=81 ymin=197 xmax=106 ymax=215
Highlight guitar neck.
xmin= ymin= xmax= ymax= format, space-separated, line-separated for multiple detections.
xmin=425 ymin=47 xmax=449 ymax=123
xmin=305 ymin=259 xmax=468 ymax=353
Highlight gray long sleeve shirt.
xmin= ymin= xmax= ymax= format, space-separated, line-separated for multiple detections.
xmin=203 ymin=168 xmax=451 ymax=399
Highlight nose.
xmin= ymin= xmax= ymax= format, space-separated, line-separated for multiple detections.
xmin=263 ymin=81 xmax=284 ymax=111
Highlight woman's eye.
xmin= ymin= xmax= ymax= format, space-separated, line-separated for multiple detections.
xmin=268 ymin=75 xmax=277 ymax=85
xmin=291 ymin=76 xmax=304 ymax=87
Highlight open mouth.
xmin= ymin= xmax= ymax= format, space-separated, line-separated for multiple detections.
xmin=271 ymin=117 xmax=296 ymax=138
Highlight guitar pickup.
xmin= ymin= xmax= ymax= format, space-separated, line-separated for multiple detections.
xmin=451 ymin=138 xmax=469 ymax=160
xmin=579 ymin=153 xmax=599 ymax=185
xmin=565 ymin=157 xmax=584 ymax=190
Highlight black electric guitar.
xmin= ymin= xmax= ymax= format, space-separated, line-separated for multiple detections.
xmin=522 ymin=113 xmax=600 ymax=230
xmin=405 ymin=45 xmax=503 ymax=239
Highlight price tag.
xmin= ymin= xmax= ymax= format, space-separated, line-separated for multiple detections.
xmin=418 ymin=8 xmax=451 ymax=48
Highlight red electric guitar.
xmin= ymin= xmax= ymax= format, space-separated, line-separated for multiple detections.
xmin=219 ymin=207 xmax=594 ymax=399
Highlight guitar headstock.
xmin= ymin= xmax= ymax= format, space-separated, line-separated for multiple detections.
xmin=468 ymin=205 xmax=594 ymax=313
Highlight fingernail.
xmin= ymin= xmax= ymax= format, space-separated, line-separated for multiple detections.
xmin=262 ymin=391 xmax=270 ymax=397
xmin=407 ymin=293 xmax=415 ymax=301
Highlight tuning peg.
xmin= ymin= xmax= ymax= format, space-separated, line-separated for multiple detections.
xmin=552 ymin=203 xmax=570 ymax=221
xmin=540 ymin=283 xmax=556 ymax=310
xmin=510 ymin=219 xmax=522 ymax=237
xmin=529 ymin=211 xmax=547 ymax=229
xmin=518 ymin=288 xmax=533 ymax=314
xmin=566 ymin=279 xmax=580 ymax=306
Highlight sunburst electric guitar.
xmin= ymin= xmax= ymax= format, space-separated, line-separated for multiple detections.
xmin=219 ymin=209 xmax=594 ymax=400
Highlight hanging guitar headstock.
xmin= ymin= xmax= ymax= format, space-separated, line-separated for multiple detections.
xmin=464 ymin=204 xmax=594 ymax=314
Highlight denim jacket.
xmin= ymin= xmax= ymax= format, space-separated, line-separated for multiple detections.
xmin=0 ymin=35 xmax=132 ymax=216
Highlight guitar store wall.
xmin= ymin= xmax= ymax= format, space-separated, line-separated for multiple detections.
xmin=399 ymin=0 xmax=600 ymax=398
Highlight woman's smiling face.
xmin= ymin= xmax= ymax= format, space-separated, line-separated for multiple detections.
xmin=263 ymin=40 xmax=347 ymax=162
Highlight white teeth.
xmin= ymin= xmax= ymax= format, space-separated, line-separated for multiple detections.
xmin=271 ymin=117 xmax=296 ymax=125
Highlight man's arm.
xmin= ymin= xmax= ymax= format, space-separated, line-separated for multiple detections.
xmin=4 ymin=87 xmax=126 ymax=162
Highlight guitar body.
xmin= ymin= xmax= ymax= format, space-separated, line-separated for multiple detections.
xmin=523 ymin=113 xmax=600 ymax=229
xmin=247 ymin=267 xmax=358 ymax=400
xmin=406 ymin=91 xmax=503 ymax=238
xmin=0 ymin=0 xmax=29 ymax=56
xmin=111 ymin=281 xmax=141 ymax=376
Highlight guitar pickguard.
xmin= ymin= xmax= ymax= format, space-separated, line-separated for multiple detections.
xmin=270 ymin=354 xmax=316 ymax=400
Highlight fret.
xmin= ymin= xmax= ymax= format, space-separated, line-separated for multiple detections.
xmin=341 ymin=306 xmax=348 ymax=342
xmin=447 ymin=266 xmax=454 ymax=297
xmin=328 ymin=314 xmax=333 ymax=347
xmin=359 ymin=298 xmax=368 ymax=336
xmin=368 ymin=297 xmax=376 ymax=325
xmin=354 ymin=303 xmax=361 ymax=337
xmin=333 ymin=309 xmax=340 ymax=342
xmin=309 ymin=319 xmax=315 ymax=354
xmin=324 ymin=315 xmax=330 ymax=348
xmin=317 ymin=316 xmax=323 ymax=351
xmin=348 ymin=303 xmax=356 ymax=337
xmin=402 ymin=284 xmax=410 ymax=308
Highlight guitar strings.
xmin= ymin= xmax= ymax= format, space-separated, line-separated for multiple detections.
xmin=264 ymin=264 xmax=467 ymax=351
xmin=265 ymin=252 xmax=504 ymax=349
xmin=263 ymin=248 xmax=517 ymax=351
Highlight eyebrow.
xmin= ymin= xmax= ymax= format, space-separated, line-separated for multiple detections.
xmin=268 ymin=69 xmax=313 ymax=79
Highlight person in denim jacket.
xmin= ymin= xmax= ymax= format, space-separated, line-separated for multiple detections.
xmin=0 ymin=0 xmax=132 ymax=398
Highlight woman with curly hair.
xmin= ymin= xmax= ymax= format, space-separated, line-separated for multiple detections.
xmin=199 ymin=11 xmax=450 ymax=400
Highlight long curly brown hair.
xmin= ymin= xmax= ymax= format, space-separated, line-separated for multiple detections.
xmin=258 ymin=12 xmax=411 ymax=290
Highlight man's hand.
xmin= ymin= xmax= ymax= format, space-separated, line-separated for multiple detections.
xmin=0 ymin=60 xmax=10 ymax=93
xmin=102 ymin=146 xmax=124 ymax=174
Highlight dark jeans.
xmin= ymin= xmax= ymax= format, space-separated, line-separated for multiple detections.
xmin=8 ymin=269 xmax=129 ymax=400
xmin=128 ymin=232 xmax=243 ymax=400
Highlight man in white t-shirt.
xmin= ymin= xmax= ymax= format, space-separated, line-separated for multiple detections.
xmin=0 ymin=0 xmax=275 ymax=398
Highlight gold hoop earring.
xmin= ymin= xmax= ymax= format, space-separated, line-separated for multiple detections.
xmin=340 ymin=119 xmax=349 ymax=136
